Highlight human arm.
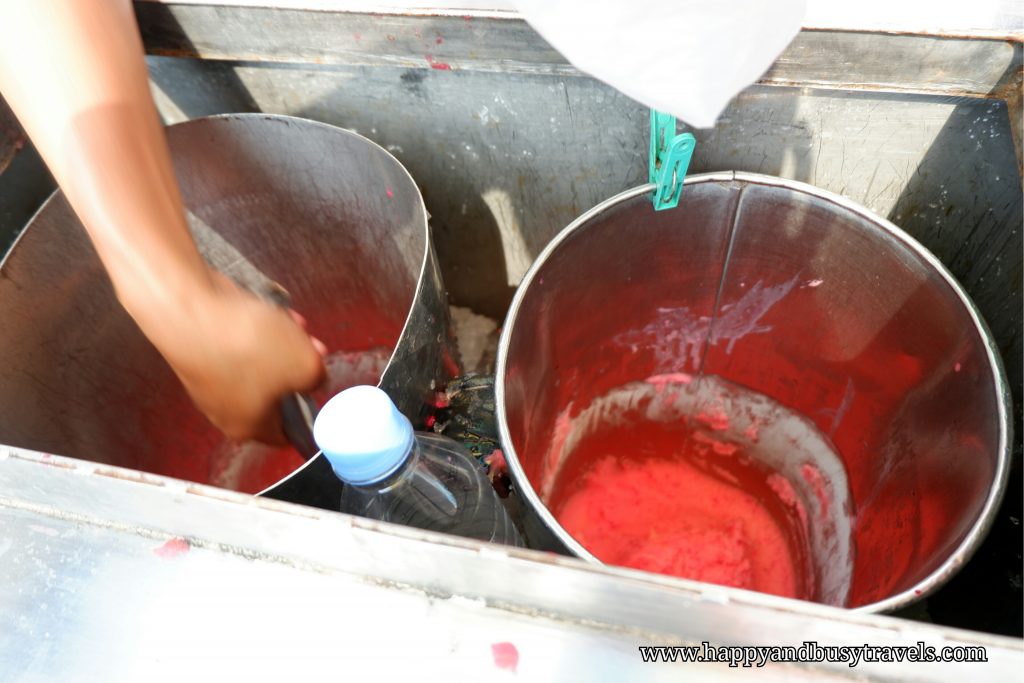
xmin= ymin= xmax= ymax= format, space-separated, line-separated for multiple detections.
xmin=0 ymin=0 xmax=325 ymax=444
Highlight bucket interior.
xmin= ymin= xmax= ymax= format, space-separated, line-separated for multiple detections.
xmin=0 ymin=115 xmax=429 ymax=494
xmin=500 ymin=175 xmax=1008 ymax=609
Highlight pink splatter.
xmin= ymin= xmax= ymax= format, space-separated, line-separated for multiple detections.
xmin=153 ymin=538 xmax=190 ymax=559
xmin=744 ymin=423 xmax=760 ymax=442
xmin=485 ymin=449 xmax=508 ymax=480
xmin=696 ymin=409 xmax=729 ymax=431
xmin=353 ymin=32 xmax=361 ymax=42
xmin=954 ymin=362 xmax=962 ymax=372
xmin=711 ymin=440 xmax=738 ymax=456
xmin=801 ymin=464 xmax=830 ymax=521
xmin=385 ymin=187 xmax=394 ymax=198
xmin=443 ymin=349 xmax=461 ymax=377
xmin=425 ymin=55 xmax=452 ymax=70
xmin=767 ymin=474 xmax=808 ymax=529
xmin=491 ymin=642 xmax=518 ymax=673
xmin=435 ymin=36 xmax=444 ymax=44
xmin=767 ymin=474 xmax=797 ymax=507
xmin=693 ymin=431 xmax=738 ymax=456
xmin=645 ymin=372 xmax=693 ymax=385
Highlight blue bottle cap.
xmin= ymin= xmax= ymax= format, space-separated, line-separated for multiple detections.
xmin=312 ymin=385 xmax=414 ymax=485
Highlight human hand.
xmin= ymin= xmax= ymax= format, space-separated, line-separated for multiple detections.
xmin=141 ymin=270 xmax=327 ymax=445
xmin=0 ymin=2 xmax=327 ymax=446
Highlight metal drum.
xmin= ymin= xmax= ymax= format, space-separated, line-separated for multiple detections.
xmin=0 ymin=114 xmax=456 ymax=507
xmin=496 ymin=172 xmax=1012 ymax=611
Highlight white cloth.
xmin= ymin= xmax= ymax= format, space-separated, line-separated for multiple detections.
xmin=512 ymin=0 xmax=806 ymax=128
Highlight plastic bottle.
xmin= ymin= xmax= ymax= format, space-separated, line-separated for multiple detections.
xmin=313 ymin=385 xmax=523 ymax=547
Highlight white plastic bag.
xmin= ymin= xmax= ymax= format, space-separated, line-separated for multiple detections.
xmin=512 ymin=0 xmax=806 ymax=128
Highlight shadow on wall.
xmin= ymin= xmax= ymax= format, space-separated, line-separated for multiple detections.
xmin=288 ymin=68 xmax=649 ymax=320
xmin=883 ymin=58 xmax=1023 ymax=637
xmin=147 ymin=55 xmax=651 ymax=320
xmin=143 ymin=2 xmax=259 ymax=121
xmin=0 ymin=96 xmax=55 ymax=254
xmin=886 ymin=87 xmax=1022 ymax=425
xmin=147 ymin=56 xmax=517 ymax=318
xmin=1 ymin=3 xmax=260 ymax=254
xmin=685 ymin=87 xmax=814 ymax=183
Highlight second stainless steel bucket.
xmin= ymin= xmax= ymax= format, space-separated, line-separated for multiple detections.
xmin=495 ymin=172 xmax=1012 ymax=612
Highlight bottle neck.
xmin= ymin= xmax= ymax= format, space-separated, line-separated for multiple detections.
xmin=349 ymin=438 xmax=419 ymax=492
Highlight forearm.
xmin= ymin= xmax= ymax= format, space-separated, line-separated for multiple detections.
xmin=0 ymin=2 xmax=326 ymax=443
xmin=0 ymin=0 xmax=210 ymax=330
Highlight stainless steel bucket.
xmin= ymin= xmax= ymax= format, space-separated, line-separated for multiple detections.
xmin=495 ymin=172 xmax=1012 ymax=611
xmin=0 ymin=114 xmax=457 ymax=506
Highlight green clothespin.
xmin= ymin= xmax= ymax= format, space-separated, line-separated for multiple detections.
xmin=649 ymin=110 xmax=696 ymax=211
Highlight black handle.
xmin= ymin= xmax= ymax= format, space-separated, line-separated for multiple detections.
xmin=280 ymin=392 xmax=320 ymax=460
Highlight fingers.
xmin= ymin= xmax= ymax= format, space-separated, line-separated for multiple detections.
xmin=295 ymin=343 xmax=328 ymax=394
xmin=198 ymin=391 xmax=289 ymax=447
xmin=288 ymin=308 xmax=328 ymax=358
xmin=166 ymin=280 xmax=329 ymax=446
xmin=311 ymin=335 xmax=328 ymax=357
